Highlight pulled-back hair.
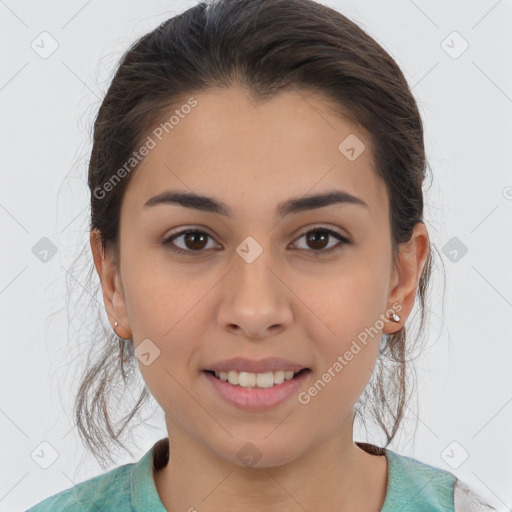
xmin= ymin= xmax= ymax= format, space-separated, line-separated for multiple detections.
xmin=75 ymin=0 xmax=440 ymax=468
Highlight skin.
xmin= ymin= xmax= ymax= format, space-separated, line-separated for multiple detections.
xmin=91 ymin=85 xmax=430 ymax=512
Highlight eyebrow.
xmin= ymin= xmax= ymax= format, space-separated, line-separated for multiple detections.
xmin=143 ymin=189 xmax=369 ymax=217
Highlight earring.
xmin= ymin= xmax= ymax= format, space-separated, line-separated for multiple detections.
xmin=390 ymin=313 xmax=401 ymax=322
xmin=113 ymin=321 xmax=131 ymax=342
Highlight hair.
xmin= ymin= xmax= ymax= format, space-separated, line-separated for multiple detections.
xmin=74 ymin=0 xmax=443 ymax=468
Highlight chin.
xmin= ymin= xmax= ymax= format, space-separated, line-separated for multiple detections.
xmin=209 ymin=433 xmax=308 ymax=469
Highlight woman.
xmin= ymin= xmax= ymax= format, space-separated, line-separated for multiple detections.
xmin=27 ymin=0 xmax=496 ymax=510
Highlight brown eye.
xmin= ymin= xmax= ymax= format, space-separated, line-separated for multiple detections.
xmin=162 ymin=226 xmax=350 ymax=257
xmin=305 ymin=230 xmax=330 ymax=250
xmin=292 ymin=227 xmax=350 ymax=255
xmin=163 ymin=229 xmax=219 ymax=254
xmin=181 ymin=231 xmax=209 ymax=250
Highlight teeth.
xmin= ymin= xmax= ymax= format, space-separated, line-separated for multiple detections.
xmin=273 ymin=371 xmax=285 ymax=385
xmin=240 ymin=372 xmax=257 ymax=387
xmin=227 ymin=370 xmax=239 ymax=385
xmin=213 ymin=369 xmax=299 ymax=388
xmin=256 ymin=372 xmax=274 ymax=388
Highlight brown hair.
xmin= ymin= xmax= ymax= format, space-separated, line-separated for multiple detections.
xmin=75 ymin=0 xmax=442 ymax=468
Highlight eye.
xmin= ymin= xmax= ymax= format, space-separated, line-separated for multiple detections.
xmin=291 ymin=225 xmax=351 ymax=256
xmin=162 ymin=229 xmax=220 ymax=254
xmin=162 ymin=226 xmax=351 ymax=256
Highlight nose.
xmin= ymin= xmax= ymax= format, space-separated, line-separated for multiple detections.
xmin=216 ymin=253 xmax=293 ymax=339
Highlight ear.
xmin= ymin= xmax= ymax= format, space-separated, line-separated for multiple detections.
xmin=90 ymin=229 xmax=132 ymax=339
xmin=383 ymin=222 xmax=430 ymax=335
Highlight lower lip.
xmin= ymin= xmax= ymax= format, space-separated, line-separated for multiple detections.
xmin=202 ymin=370 xmax=311 ymax=411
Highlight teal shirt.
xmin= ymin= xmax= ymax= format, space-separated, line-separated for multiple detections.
xmin=25 ymin=438 xmax=465 ymax=511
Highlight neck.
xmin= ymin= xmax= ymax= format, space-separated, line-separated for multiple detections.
xmin=153 ymin=418 xmax=388 ymax=512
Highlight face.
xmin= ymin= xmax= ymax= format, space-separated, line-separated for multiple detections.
xmin=92 ymin=86 xmax=428 ymax=468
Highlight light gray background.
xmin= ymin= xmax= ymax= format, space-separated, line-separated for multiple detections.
xmin=1 ymin=0 xmax=511 ymax=510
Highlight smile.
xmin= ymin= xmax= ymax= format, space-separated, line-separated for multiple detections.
xmin=202 ymin=369 xmax=311 ymax=410
xmin=207 ymin=369 xmax=309 ymax=388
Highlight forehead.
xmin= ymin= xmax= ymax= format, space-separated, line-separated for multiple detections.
xmin=122 ymin=86 xmax=388 ymax=220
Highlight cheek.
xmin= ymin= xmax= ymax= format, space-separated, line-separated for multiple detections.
xmin=299 ymin=344 xmax=377 ymax=430
xmin=131 ymin=296 xmax=206 ymax=417
xmin=298 ymin=259 xmax=389 ymax=344
xmin=293 ymin=264 xmax=387 ymax=408
xmin=120 ymin=262 xmax=209 ymax=403
xmin=298 ymin=279 xmax=384 ymax=419
xmin=121 ymin=242 xmax=207 ymax=337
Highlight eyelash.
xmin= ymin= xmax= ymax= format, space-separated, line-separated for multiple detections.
xmin=162 ymin=225 xmax=351 ymax=257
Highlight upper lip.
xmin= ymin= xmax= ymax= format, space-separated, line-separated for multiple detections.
xmin=204 ymin=357 xmax=310 ymax=374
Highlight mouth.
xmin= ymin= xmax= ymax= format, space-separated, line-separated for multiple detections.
xmin=202 ymin=367 xmax=312 ymax=410
xmin=203 ymin=368 xmax=311 ymax=389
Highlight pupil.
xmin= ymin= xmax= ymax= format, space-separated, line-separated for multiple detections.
xmin=184 ymin=230 xmax=330 ymax=251
xmin=185 ymin=232 xmax=207 ymax=250
xmin=308 ymin=230 xmax=328 ymax=250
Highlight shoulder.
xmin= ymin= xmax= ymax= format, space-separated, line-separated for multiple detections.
xmin=383 ymin=450 xmax=496 ymax=512
xmin=25 ymin=461 xmax=135 ymax=512
xmin=384 ymin=449 xmax=457 ymax=511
